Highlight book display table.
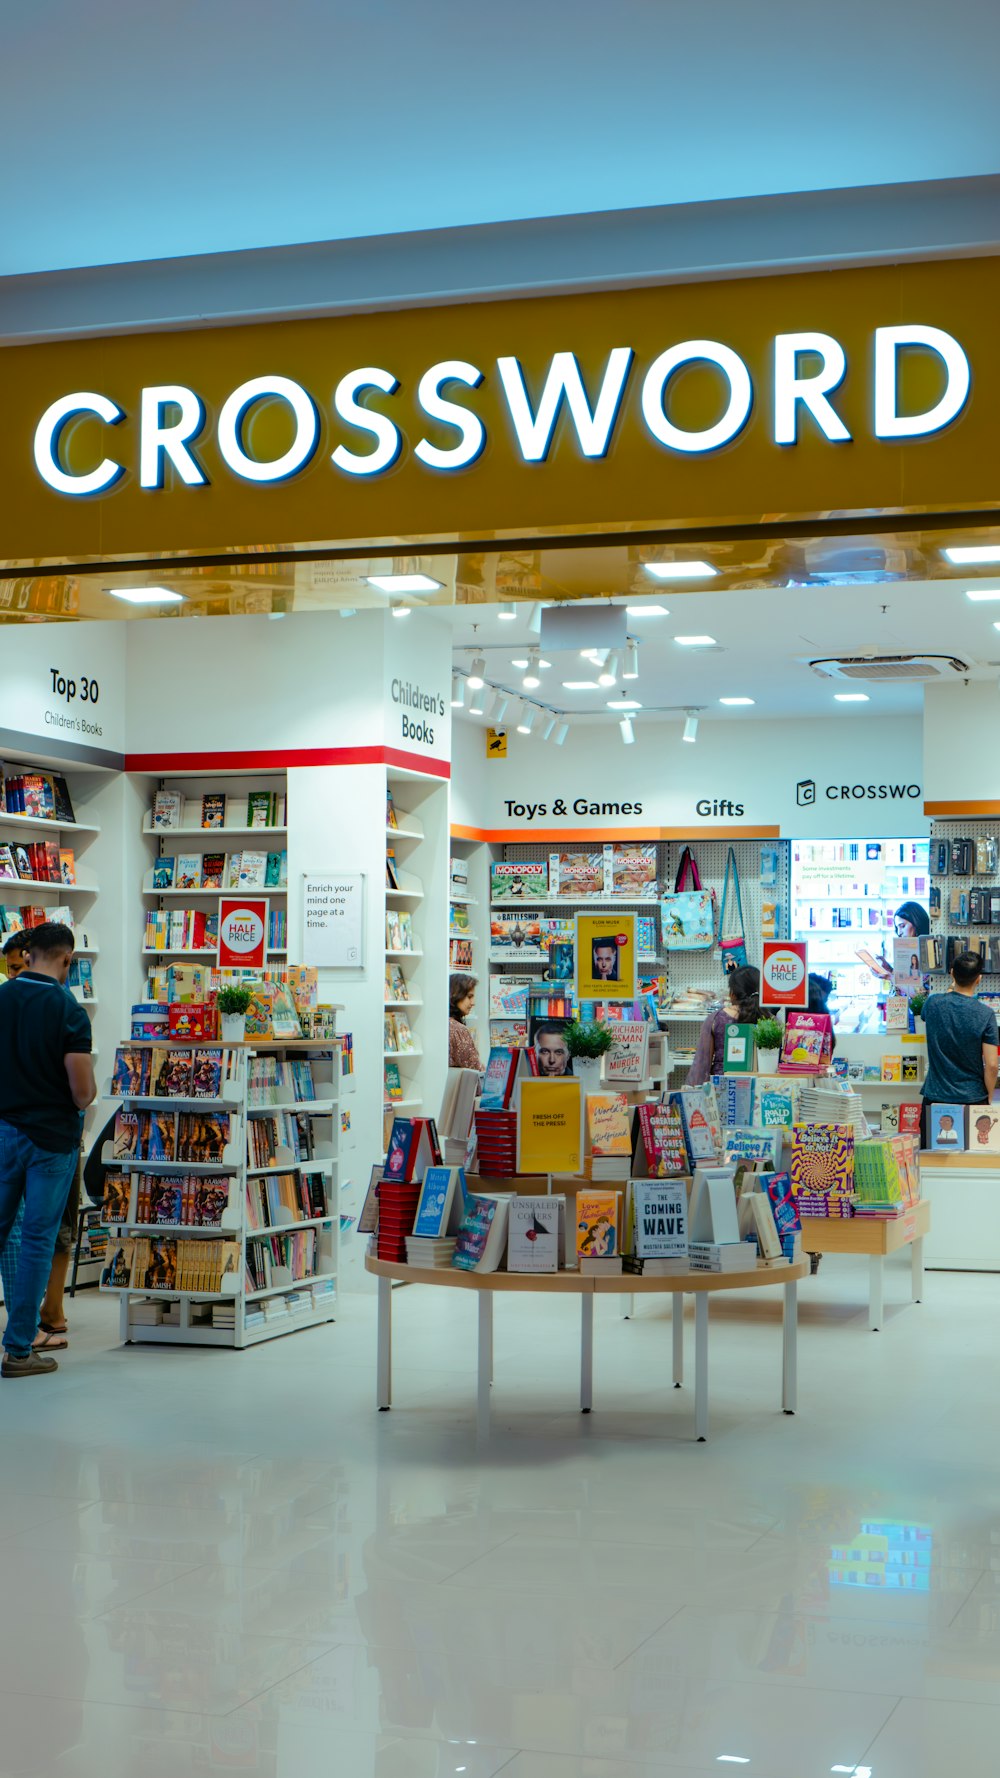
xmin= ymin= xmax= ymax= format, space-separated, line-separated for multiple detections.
xmin=365 ymin=1254 xmax=808 ymax=1443
xmin=799 ymin=1199 xmax=930 ymax=1331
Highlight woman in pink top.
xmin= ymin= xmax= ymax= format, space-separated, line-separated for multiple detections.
xmin=448 ymin=973 xmax=482 ymax=1070
xmin=688 ymin=966 xmax=760 ymax=1085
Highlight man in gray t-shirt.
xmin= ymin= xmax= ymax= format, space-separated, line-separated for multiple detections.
xmin=922 ymin=952 xmax=999 ymax=1116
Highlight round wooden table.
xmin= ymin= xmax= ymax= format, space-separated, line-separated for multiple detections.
xmin=365 ymin=1254 xmax=809 ymax=1442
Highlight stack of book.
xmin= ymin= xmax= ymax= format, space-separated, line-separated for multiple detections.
xmin=406 ymin=1235 xmax=457 ymax=1267
xmin=796 ymin=1084 xmax=869 ymax=1136
xmin=796 ymin=1192 xmax=853 ymax=1218
xmin=376 ymin=1177 xmax=422 ymax=1262
xmin=473 ymin=1108 xmax=517 ymax=1174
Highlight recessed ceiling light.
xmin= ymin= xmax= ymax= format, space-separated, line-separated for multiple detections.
xmin=834 ymin=692 xmax=869 ymax=701
xmin=366 ymin=573 xmax=441 ymax=593
xmin=719 ymin=696 xmax=755 ymax=706
xmin=644 ymin=560 xmax=717 ymax=580
xmin=674 ymin=635 xmax=716 ymax=647
xmin=562 ymin=679 xmax=599 ymax=690
xmin=497 ymin=602 xmax=517 ymax=620
xmin=607 ymin=698 xmax=642 ymax=710
xmin=108 ymin=586 xmax=184 ymax=605
xmin=944 ymin=545 xmax=1000 ymax=564
xmin=625 ymin=603 xmax=670 ymax=616
xmin=964 ymin=588 xmax=1000 ymax=601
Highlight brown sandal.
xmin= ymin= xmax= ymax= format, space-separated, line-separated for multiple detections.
xmin=33 ymin=1328 xmax=69 ymax=1351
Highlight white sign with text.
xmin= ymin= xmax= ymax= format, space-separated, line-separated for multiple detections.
xmin=302 ymin=872 xmax=365 ymax=969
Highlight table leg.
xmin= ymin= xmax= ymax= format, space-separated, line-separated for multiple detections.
xmin=477 ymin=1292 xmax=493 ymax=1443
xmin=580 ymin=1294 xmax=594 ymax=1413
xmin=869 ymin=1254 xmax=884 ymax=1332
xmin=912 ymin=1236 xmax=924 ymax=1305
xmin=621 ymin=1293 xmax=634 ymax=1320
xmin=782 ymin=1279 xmax=797 ymax=1414
xmin=694 ymin=1294 xmax=709 ymax=1441
xmin=672 ymin=1292 xmax=684 ymax=1388
xmin=376 ymin=1275 xmax=392 ymax=1409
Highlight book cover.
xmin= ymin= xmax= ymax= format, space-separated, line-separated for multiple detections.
xmin=247 ymin=791 xmax=273 ymax=828
xmin=384 ymin=1061 xmax=403 ymax=1101
xmin=191 ymin=1050 xmax=222 ymax=1098
xmin=58 ymin=848 xmax=76 ymax=885
xmin=112 ymin=1047 xmax=150 ymax=1096
xmin=112 ymin=1109 xmax=139 ymax=1160
xmin=491 ymin=861 xmax=549 ymax=902
xmin=152 ymin=791 xmax=182 ymax=830
xmin=480 ymin=1046 xmax=518 ymax=1112
xmin=151 ymin=1047 xmax=194 ymax=1097
xmin=489 ymin=974 xmax=535 ymax=1020
xmin=168 ymin=1002 xmax=209 ymax=1040
xmin=148 ymin=1179 xmax=183 ymax=1225
xmin=969 ymin=1105 xmax=1000 ymax=1152
xmin=634 ymin=1101 xmax=688 ymax=1176
xmin=901 ymin=1056 xmax=920 ymax=1083
xmin=507 ymin=1195 xmax=561 ymax=1272
xmin=790 ymin=1124 xmax=855 ymax=1194
xmin=413 ymin=1166 xmax=466 ymax=1239
xmin=576 ymin=1189 xmax=620 ymax=1258
xmin=604 ymin=1021 xmax=649 ymax=1084
xmin=384 ymin=1117 xmax=417 ymax=1180
xmin=51 ymin=775 xmax=76 ymax=824
xmin=724 ymin=1127 xmax=781 ymax=1166
xmin=723 ymin=1022 xmax=755 ymax=1074
xmin=674 ymin=1085 xmax=723 ymax=1166
xmin=899 ymin=1102 xmax=922 ymax=1135
xmin=632 ymin=1181 xmax=687 ymax=1260
xmin=175 ymin=854 xmax=202 ymax=890
xmin=881 ymin=1055 xmax=902 ymax=1082
xmin=201 ymin=793 xmax=226 ymax=830
xmin=884 ymin=996 xmax=909 ymax=1032
xmin=237 ymin=850 xmax=268 ymax=888
xmin=0 ymin=845 xmax=16 ymax=881
xmin=265 ymin=850 xmax=286 ymax=888
xmin=586 ymin=1091 xmax=631 ymax=1157
xmin=177 ymin=1111 xmax=230 ymax=1163
xmin=202 ymin=851 xmax=226 ymax=890
xmin=762 ymin=1169 xmax=801 ymax=1250
xmin=152 ymin=857 xmax=176 ymax=890
xmin=101 ymin=1169 xmax=131 ymax=1224
xmin=780 ymin=1011 xmax=832 ymax=1073
xmin=452 ymin=1193 xmax=509 ymax=1271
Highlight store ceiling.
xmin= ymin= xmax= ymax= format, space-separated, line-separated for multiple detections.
xmin=2 ymin=1 xmax=996 ymax=276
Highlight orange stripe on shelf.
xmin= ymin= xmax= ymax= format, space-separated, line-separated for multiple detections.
xmin=924 ymin=800 xmax=1000 ymax=815
xmin=449 ymin=824 xmax=781 ymax=842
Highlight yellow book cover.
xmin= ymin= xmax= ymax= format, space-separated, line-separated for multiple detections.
xmin=575 ymin=911 xmax=637 ymax=1003
xmin=881 ymin=1054 xmax=902 ymax=1082
xmin=576 ymin=1190 xmax=621 ymax=1258
xmin=516 ymin=1077 xmax=582 ymax=1174
xmin=585 ymin=1092 xmax=632 ymax=1157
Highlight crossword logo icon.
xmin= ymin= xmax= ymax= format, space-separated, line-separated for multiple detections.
xmin=797 ymin=779 xmax=816 ymax=806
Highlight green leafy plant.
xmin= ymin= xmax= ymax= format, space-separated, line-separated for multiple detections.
xmin=908 ymin=990 xmax=927 ymax=1018
xmin=216 ymin=983 xmax=253 ymax=1016
xmin=754 ymin=1016 xmax=784 ymax=1052
xmin=564 ymin=1018 xmax=616 ymax=1058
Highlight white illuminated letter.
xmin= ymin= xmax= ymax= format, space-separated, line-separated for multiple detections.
xmin=414 ymin=361 xmax=485 ymax=470
xmin=641 ymin=340 xmax=752 ymax=453
xmin=874 ymin=324 xmax=970 ymax=438
xmin=139 ymin=384 xmax=207 ymax=488
xmin=33 ymin=391 xmax=124 ymax=496
xmin=331 ymin=367 xmax=401 ymax=476
xmin=773 ymin=332 xmax=851 ymax=445
xmin=217 ymin=375 xmax=318 ymax=483
xmin=496 ymin=347 xmax=633 ymax=461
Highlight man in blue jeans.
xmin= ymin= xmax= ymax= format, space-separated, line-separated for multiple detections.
xmin=0 ymin=922 xmax=95 ymax=1377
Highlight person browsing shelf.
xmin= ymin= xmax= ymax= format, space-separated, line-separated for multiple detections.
xmin=449 ymin=972 xmax=482 ymax=1070
xmin=920 ymin=949 xmax=999 ymax=1146
xmin=807 ymin=971 xmax=837 ymax=1054
xmin=0 ymin=923 xmax=96 ymax=1378
xmin=894 ymin=900 xmax=930 ymax=939
xmin=1 ymin=931 xmax=30 ymax=980
xmin=688 ymin=965 xmax=760 ymax=1086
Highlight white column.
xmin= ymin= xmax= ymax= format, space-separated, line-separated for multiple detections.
xmin=869 ymin=1254 xmax=885 ymax=1332
xmin=694 ymin=1293 xmax=709 ymax=1441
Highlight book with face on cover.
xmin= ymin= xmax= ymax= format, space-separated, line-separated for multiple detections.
xmin=575 ymin=1189 xmax=621 ymax=1259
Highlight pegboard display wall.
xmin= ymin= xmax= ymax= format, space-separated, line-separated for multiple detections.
xmin=493 ymin=837 xmax=791 ymax=999
xmin=929 ymin=817 xmax=1000 ymax=982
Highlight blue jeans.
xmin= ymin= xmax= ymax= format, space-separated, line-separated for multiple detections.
xmin=0 ymin=1120 xmax=78 ymax=1358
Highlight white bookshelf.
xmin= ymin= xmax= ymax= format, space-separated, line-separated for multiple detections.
xmin=99 ymin=1039 xmax=341 ymax=1348
xmin=383 ymin=772 xmax=449 ymax=1149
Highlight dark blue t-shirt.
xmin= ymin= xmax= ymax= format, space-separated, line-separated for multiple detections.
xmin=0 ymin=971 xmax=92 ymax=1152
xmin=922 ymin=991 xmax=999 ymax=1103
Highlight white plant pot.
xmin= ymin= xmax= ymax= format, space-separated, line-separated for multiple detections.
xmin=757 ymin=1048 xmax=780 ymax=1075
xmin=220 ymin=1013 xmax=247 ymax=1043
xmin=572 ymin=1055 xmax=605 ymax=1090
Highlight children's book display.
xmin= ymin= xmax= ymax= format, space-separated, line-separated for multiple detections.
xmin=100 ymin=1038 xmax=340 ymax=1347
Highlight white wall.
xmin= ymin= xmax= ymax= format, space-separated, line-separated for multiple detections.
xmin=451 ymin=713 xmax=927 ymax=838
xmin=0 ymin=621 xmax=126 ymax=765
xmin=923 ymin=682 xmax=999 ymax=805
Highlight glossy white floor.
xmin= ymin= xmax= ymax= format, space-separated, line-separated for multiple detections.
xmin=2 ymin=1253 xmax=1000 ymax=1778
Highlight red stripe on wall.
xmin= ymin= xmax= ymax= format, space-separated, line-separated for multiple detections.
xmin=125 ymin=745 xmax=451 ymax=778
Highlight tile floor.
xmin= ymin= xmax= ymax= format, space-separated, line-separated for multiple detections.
xmin=2 ymin=1251 xmax=1000 ymax=1777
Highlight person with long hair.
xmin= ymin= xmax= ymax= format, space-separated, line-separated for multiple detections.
xmin=448 ymin=972 xmax=482 ymax=1070
xmin=688 ymin=965 xmax=760 ymax=1085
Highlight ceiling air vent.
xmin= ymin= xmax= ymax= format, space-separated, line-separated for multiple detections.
xmin=809 ymin=653 xmax=970 ymax=683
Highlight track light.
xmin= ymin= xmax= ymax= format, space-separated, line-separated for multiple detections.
xmin=682 ymin=710 xmax=699 ymax=743
xmin=553 ymin=721 xmax=569 ymax=746
xmin=540 ymin=715 xmax=556 ymax=741
xmin=467 ymin=654 xmax=486 ymax=690
xmin=517 ymin=705 xmax=536 ymax=735
xmin=468 ymin=683 xmax=487 ymax=716
xmin=491 ymin=692 xmax=510 ymax=723
xmin=498 ymin=602 xmax=517 ymax=620
xmin=598 ymin=650 xmax=619 ymax=688
xmin=523 ymin=648 xmax=541 ymax=689
xmin=451 ymin=675 xmax=465 ymax=708
xmin=623 ymin=641 xmax=638 ymax=681
xmin=619 ymin=715 xmax=635 ymax=745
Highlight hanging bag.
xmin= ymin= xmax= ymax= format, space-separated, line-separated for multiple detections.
xmin=718 ymin=846 xmax=748 ymax=975
xmin=661 ymin=846 xmax=715 ymax=950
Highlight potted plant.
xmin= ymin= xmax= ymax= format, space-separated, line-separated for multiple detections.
xmin=754 ymin=1016 xmax=784 ymax=1075
xmin=216 ymin=983 xmax=253 ymax=1043
xmin=564 ymin=1018 xmax=616 ymax=1090
xmin=908 ymin=989 xmax=926 ymax=1034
